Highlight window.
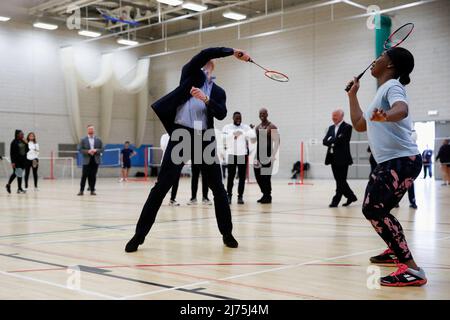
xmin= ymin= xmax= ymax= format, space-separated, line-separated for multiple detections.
xmin=58 ymin=144 xmax=78 ymax=159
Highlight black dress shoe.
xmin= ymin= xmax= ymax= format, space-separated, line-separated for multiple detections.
xmin=342 ymin=196 xmax=358 ymax=207
xmin=77 ymin=191 xmax=84 ymax=196
xmin=257 ymin=197 xmax=263 ymax=203
xmin=90 ymin=191 xmax=97 ymax=196
xmin=259 ymin=197 xmax=272 ymax=204
xmin=125 ymin=235 xmax=144 ymax=253
xmin=409 ymin=203 xmax=418 ymax=209
xmin=223 ymin=234 xmax=238 ymax=248
xmin=6 ymin=184 xmax=11 ymax=194
xmin=329 ymin=203 xmax=338 ymax=208
xmin=237 ymin=197 xmax=244 ymax=205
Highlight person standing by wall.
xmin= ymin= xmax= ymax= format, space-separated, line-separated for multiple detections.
xmin=24 ymin=132 xmax=39 ymax=190
xmin=421 ymin=146 xmax=433 ymax=179
xmin=120 ymin=141 xmax=136 ymax=182
xmin=436 ymin=139 xmax=450 ymax=186
xmin=5 ymin=130 xmax=28 ymax=194
xmin=78 ymin=125 xmax=104 ymax=196
xmin=323 ymin=109 xmax=358 ymax=207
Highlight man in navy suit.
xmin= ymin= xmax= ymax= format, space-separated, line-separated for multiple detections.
xmin=126 ymin=47 xmax=251 ymax=252
xmin=323 ymin=109 xmax=357 ymax=207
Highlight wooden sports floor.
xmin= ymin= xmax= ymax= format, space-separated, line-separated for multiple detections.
xmin=0 ymin=177 xmax=449 ymax=300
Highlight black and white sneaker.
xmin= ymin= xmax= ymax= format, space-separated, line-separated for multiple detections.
xmin=370 ymin=248 xmax=397 ymax=264
xmin=380 ymin=263 xmax=427 ymax=287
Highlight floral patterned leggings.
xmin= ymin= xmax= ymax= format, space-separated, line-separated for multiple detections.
xmin=362 ymin=155 xmax=422 ymax=262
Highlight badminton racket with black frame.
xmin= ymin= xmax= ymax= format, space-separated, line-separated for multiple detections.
xmin=345 ymin=22 xmax=414 ymax=92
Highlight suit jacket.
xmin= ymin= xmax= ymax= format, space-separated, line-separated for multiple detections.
xmin=79 ymin=136 xmax=104 ymax=165
xmin=323 ymin=121 xmax=353 ymax=166
xmin=151 ymin=47 xmax=233 ymax=134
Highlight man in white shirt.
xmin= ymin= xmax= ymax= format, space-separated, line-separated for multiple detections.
xmin=222 ymin=112 xmax=255 ymax=204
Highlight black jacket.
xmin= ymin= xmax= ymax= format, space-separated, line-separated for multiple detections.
xmin=151 ymin=47 xmax=233 ymax=134
xmin=10 ymin=139 xmax=28 ymax=167
xmin=323 ymin=121 xmax=353 ymax=166
xmin=436 ymin=144 xmax=450 ymax=164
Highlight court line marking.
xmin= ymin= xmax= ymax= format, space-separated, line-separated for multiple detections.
xmin=6 ymin=262 xmax=287 ymax=273
xmin=0 ymin=269 xmax=117 ymax=300
xmin=119 ymin=234 xmax=450 ymax=300
xmin=118 ymin=247 xmax=386 ymax=300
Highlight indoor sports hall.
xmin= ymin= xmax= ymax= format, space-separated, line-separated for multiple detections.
xmin=0 ymin=0 xmax=449 ymax=301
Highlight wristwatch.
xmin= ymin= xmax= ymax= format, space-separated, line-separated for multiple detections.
xmin=204 ymin=95 xmax=210 ymax=105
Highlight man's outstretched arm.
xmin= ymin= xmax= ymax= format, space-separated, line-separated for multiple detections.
xmin=180 ymin=47 xmax=250 ymax=82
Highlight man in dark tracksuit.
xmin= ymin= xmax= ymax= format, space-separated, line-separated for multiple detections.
xmin=323 ymin=109 xmax=357 ymax=207
xmin=126 ymin=47 xmax=251 ymax=252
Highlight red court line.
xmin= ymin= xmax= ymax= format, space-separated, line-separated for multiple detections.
xmin=136 ymin=266 xmax=329 ymax=300
xmin=7 ymin=262 xmax=363 ymax=274
xmin=7 ymin=262 xmax=285 ymax=273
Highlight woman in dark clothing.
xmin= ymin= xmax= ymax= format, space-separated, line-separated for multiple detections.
xmin=6 ymin=130 xmax=28 ymax=194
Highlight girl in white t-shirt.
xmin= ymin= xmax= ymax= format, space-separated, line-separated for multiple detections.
xmin=25 ymin=132 xmax=39 ymax=190
xmin=346 ymin=47 xmax=426 ymax=287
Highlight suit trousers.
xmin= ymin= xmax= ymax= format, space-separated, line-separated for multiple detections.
xmin=331 ymin=163 xmax=355 ymax=204
xmin=134 ymin=126 xmax=233 ymax=240
xmin=80 ymin=157 xmax=99 ymax=192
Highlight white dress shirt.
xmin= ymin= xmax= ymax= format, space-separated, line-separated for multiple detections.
xmin=334 ymin=120 xmax=344 ymax=137
xmin=222 ymin=123 xmax=256 ymax=157
xmin=88 ymin=135 xmax=95 ymax=150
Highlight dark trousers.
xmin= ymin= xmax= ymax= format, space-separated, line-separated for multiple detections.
xmin=134 ymin=127 xmax=233 ymax=240
xmin=170 ymin=173 xmax=180 ymax=201
xmin=221 ymin=164 xmax=227 ymax=179
xmin=423 ymin=164 xmax=432 ymax=178
xmin=25 ymin=159 xmax=39 ymax=188
xmin=227 ymin=155 xmax=247 ymax=198
xmin=191 ymin=164 xmax=209 ymax=200
xmin=254 ymin=162 xmax=272 ymax=198
xmin=7 ymin=166 xmax=24 ymax=190
xmin=80 ymin=157 xmax=99 ymax=192
xmin=407 ymin=183 xmax=416 ymax=205
xmin=330 ymin=163 xmax=356 ymax=204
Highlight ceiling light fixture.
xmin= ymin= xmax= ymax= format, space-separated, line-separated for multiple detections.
xmin=117 ymin=38 xmax=139 ymax=46
xmin=222 ymin=11 xmax=246 ymax=21
xmin=157 ymin=0 xmax=183 ymax=6
xmin=78 ymin=30 xmax=102 ymax=38
xmin=182 ymin=2 xmax=207 ymax=12
xmin=33 ymin=22 xmax=58 ymax=30
xmin=0 ymin=16 xmax=11 ymax=22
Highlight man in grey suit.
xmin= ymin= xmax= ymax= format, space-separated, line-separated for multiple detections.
xmin=78 ymin=125 xmax=104 ymax=196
